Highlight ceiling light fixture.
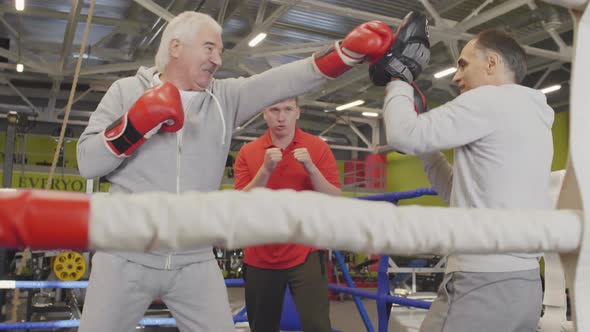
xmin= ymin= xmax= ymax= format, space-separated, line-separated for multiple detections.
xmin=540 ymin=84 xmax=561 ymax=94
xmin=15 ymin=0 xmax=25 ymax=11
xmin=434 ymin=67 xmax=457 ymax=79
xmin=362 ymin=112 xmax=379 ymax=117
xmin=248 ymin=33 xmax=267 ymax=47
xmin=336 ymin=99 xmax=365 ymax=111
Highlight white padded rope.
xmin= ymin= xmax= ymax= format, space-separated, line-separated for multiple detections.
xmin=88 ymin=188 xmax=581 ymax=255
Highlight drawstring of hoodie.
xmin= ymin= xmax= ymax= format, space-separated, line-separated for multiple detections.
xmin=205 ymin=87 xmax=227 ymax=145
xmin=153 ymin=74 xmax=226 ymax=146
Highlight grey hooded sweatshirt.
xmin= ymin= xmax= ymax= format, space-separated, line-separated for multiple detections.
xmin=77 ymin=58 xmax=326 ymax=269
xmin=384 ymin=81 xmax=555 ymax=273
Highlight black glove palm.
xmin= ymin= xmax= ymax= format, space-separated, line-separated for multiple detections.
xmin=369 ymin=12 xmax=431 ymax=85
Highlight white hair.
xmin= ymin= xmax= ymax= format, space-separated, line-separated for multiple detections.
xmin=155 ymin=12 xmax=222 ymax=73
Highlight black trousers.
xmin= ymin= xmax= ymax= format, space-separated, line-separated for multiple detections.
xmin=244 ymin=251 xmax=332 ymax=332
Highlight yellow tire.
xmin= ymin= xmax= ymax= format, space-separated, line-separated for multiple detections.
xmin=52 ymin=251 xmax=86 ymax=281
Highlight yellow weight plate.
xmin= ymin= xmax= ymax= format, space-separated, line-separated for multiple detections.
xmin=52 ymin=251 xmax=86 ymax=281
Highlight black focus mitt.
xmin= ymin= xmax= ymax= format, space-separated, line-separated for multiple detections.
xmin=369 ymin=12 xmax=430 ymax=85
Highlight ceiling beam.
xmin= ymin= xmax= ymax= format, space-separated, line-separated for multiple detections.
xmin=418 ymin=0 xmax=460 ymax=59
xmin=521 ymin=45 xmax=571 ymax=62
xmin=304 ymin=109 xmax=379 ymax=126
xmin=132 ymin=0 xmax=175 ymax=22
xmin=233 ymin=135 xmax=371 ymax=152
xmin=525 ymin=1 xmax=570 ymax=52
xmin=270 ymin=0 xmax=468 ymax=42
xmin=138 ymin=0 xmax=192 ymax=51
xmin=0 ymin=5 xmax=145 ymax=31
xmin=347 ymin=120 xmax=372 ymax=147
xmin=94 ymin=26 xmax=121 ymax=48
xmin=302 ymin=100 xmax=382 ymax=115
xmin=57 ymin=0 xmax=83 ymax=71
xmin=49 ymin=0 xmax=83 ymax=112
xmin=0 ymin=49 xmax=53 ymax=75
xmin=220 ymin=0 xmax=248 ymax=27
xmin=57 ymin=88 xmax=95 ymax=113
xmin=3 ymin=80 xmax=38 ymax=114
xmin=455 ymin=0 xmax=531 ymax=32
xmin=0 ymin=85 xmax=103 ymax=103
xmin=47 ymin=79 xmax=61 ymax=113
xmin=270 ymin=0 xmax=571 ymax=62
xmin=0 ymin=71 xmax=115 ymax=88
xmin=438 ymin=0 xmax=470 ymax=14
xmin=243 ymin=40 xmax=332 ymax=58
xmin=69 ymin=59 xmax=153 ymax=76
xmin=217 ymin=0 xmax=230 ymax=25
xmin=0 ymin=14 xmax=18 ymax=38
xmin=457 ymin=0 xmax=494 ymax=21
xmin=255 ymin=0 xmax=269 ymax=25
xmin=223 ymin=2 xmax=301 ymax=64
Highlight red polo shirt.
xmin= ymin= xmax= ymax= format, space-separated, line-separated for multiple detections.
xmin=234 ymin=127 xmax=341 ymax=269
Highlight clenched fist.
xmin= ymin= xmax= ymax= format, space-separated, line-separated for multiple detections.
xmin=263 ymin=148 xmax=283 ymax=173
xmin=293 ymin=148 xmax=317 ymax=174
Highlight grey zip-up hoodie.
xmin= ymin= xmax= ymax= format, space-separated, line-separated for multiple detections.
xmin=384 ymin=81 xmax=555 ymax=273
xmin=77 ymin=58 xmax=326 ymax=269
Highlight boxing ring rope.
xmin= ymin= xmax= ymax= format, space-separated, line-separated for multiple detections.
xmin=0 ymin=279 xmax=247 ymax=330
xmin=0 ymin=188 xmax=439 ymax=331
xmin=332 ymin=249 xmax=375 ymax=332
xmin=356 ymin=188 xmax=437 ymax=203
xmin=0 ymin=318 xmax=178 ymax=331
xmin=354 ymin=188 xmax=439 ymax=329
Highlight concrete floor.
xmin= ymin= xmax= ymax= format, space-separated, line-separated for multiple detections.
xmin=227 ymin=288 xmax=430 ymax=332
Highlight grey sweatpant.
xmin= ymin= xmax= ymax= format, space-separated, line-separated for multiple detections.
xmin=419 ymin=269 xmax=542 ymax=332
xmin=78 ymin=252 xmax=234 ymax=332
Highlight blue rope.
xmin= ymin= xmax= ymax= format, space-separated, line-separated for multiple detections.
xmin=356 ymin=188 xmax=437 ymax=203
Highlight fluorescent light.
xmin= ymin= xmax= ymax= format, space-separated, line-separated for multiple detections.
xmin=362 ymin=112 xmax=379 ymax=117
xmin=434 ymin=67 xmax=457 ymax=79
xmin=319 ymin=136 xmax=327 ymax=141
xmin=336 ymin=99 xmax=365 ymax=111
xmin=16 ymin=63 xmax=24 ymax=72
xmin=540 ymin=84 xmax=561 ymax=94
xmin=15 ymin=0 xmax=24 ymax=11
xmin=73 ymin=53 xmax=94 ymax=60
xmin=248 ymin=33 xmax=267 ymax=47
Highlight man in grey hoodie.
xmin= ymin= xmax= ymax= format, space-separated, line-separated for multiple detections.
xmin=76 ymin=11 xmax=394 ymax=332
xmin=371 ymin=27 xmax=553 ymax=331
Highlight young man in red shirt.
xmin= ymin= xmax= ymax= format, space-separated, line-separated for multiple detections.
xmin=234 ymin=97 xmax=341 ymax=332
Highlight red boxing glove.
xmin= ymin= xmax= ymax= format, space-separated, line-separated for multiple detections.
xmin=0 ymin=190 xmax=90 ymax=250
xmin=313 ymin=21 xmax=393 ymax=79
xmin=104 ymin=82 xmax=184 ymax=157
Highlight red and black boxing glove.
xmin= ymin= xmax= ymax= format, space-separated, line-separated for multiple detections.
xmin=313 ymin=21 xmax=394 ymax=79
xmin=103 ymin=82 xmax=184 ymax=157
